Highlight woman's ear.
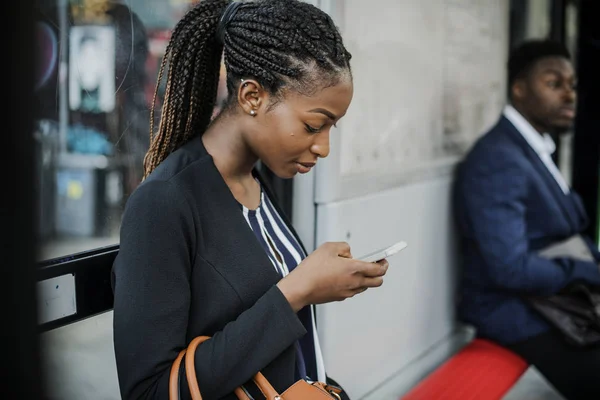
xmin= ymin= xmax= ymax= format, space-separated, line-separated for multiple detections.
xmin=237 ymin=79 xmax=267 ymax=117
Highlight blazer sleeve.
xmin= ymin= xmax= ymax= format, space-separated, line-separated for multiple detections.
xmin=112 ymin=179 xmax=306 ymax=400
xmin=456 ymin=153 xmax=600 ymax=296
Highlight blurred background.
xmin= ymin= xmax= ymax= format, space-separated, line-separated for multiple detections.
xmin=24 ymin=0 xmax=599 ymax=399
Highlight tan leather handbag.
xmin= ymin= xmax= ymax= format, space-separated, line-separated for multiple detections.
xmin=169 ymin=336 xmax=342 ymax=400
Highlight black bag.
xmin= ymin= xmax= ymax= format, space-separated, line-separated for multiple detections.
xmin=526 ymin=235 xmax=600 ymax=347
xmin=528 ymin=283 xmax=600 ymax=347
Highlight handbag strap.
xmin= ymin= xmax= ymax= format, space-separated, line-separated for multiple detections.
xmin=170 ymin=335 xmax=340 ymax=399
xmin=182 ymin=336 xmax=280 ymax=400
xmin=169 ymin=348 xmax=187 ymax=400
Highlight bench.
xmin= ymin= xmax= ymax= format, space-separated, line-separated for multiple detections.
xmin=401 ymin=339 xmax=528 ymax=400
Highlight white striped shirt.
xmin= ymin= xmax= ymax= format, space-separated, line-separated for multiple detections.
xmin=241 ymin=186 xmax=326 ymax=382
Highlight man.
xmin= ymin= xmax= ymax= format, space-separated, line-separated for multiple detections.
xmin=453 ymin=40 xmax=600 ymax=399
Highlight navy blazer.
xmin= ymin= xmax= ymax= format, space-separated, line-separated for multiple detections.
xmin=453 ymin=116 xmax=600 ymax=345
xmin=112 ymin=138 xmax=330 ymax=399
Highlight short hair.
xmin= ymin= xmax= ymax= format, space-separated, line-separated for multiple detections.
xmin=508 ymin=40 xmax=571 ymax=85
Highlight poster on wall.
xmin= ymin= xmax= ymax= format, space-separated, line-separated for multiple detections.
xmin=69 ymin=25 xmax=116 ymax=113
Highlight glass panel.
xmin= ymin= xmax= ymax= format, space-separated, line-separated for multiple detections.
xmin=557 ymin=1 xmax=579 ymax=185
xmin=510 ymin=0 xmax=552 ymax=49
xmin=34 ymin=0 xmax=224 ymax=260
xmin=565 ymin=0 xmax=579 ymax=59
xmin=523 ymin=0 xmax=552 ymax=40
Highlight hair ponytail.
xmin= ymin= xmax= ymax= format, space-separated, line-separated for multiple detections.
xmin=144 ymin=0 xmax=229 ymax=178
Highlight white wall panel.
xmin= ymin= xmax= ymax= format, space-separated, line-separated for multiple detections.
xmin=315 ymin=177 xmax=459 ymax=399
xmin=315 ymin=0 xmax=509 ymax=203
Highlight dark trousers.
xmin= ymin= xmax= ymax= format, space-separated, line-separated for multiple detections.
xmin=506 ymin=329 xmax=600 ymax=400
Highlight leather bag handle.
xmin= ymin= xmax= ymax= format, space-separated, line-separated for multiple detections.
xmin=169 ymin=336 xmax=282 ymax=400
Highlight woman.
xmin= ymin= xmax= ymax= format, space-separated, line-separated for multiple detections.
xmin=112 ymin=1 xmax=389 ymax=399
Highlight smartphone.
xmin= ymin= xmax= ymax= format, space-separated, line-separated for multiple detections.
xmin=358 ymin=241 xmax=408 ymax=263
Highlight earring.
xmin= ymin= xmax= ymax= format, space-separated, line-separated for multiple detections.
xmin=250 ymin=110 xmax=256 ymax=116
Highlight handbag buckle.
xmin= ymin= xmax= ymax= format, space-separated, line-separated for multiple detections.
xmin=329 ymin=392 xmax=342 ymax=400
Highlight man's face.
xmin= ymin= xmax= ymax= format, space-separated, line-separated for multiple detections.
xmin=514 ymin=56 xmax=577 ymax=134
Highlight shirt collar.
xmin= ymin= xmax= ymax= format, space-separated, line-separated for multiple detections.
xmin=503 ymin=104 xmax=556 ymax=156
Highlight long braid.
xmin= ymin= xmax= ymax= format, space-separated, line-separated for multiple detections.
xmin=143 ymin=0 xmax=351 ymax=178
xmin=144 ymin=0 xmax=228 ymax=177
xmin=155 ymin=3 xmax=224 ymax=172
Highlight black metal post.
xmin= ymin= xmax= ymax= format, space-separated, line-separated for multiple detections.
xmin=572 ymin=0 xmax=600 ymax=241
xmin=550 ymin=0 xmax=567 ymax=42
xmin=1 ymin=0 xmax=45 ymax=398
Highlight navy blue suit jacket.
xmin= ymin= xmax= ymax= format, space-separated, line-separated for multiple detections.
xmin=453 ymin=116 xmax=600 ymax=345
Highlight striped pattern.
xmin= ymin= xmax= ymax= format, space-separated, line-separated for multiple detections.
xmin=242 ymin=186 xmax=326 ymax=382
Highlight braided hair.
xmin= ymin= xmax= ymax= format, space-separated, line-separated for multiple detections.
xmin=143 ymin=0 xmax=352 ymax=178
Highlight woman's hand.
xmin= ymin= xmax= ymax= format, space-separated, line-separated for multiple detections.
xmin=277 ymin=242 xmax=389 ymax=312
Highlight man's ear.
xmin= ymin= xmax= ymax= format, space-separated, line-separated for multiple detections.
xmin=237 ymin=79 xmax=268 ymax=116
xmin=511 ymin=79 xmax=527 ymax=101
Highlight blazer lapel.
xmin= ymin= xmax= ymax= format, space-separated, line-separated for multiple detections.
xmin=185 ymin=139 xmax=283 ymax=305
xmin=253 ymin=168 xmax=308 ymax=257
xmin=501 ymin=117 xmax=582 ymax=232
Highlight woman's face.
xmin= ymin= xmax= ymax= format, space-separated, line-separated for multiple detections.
xmin=243 ymin=78 xmax=353 ymax=179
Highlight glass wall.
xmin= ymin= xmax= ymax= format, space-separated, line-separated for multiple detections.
xmin=510 ymin=0 xmax=552 ymax=49
xmin=509 ymin=0 xmax=580 ymax=185
xmin=34 ymin=0 xmax=227 ymax=260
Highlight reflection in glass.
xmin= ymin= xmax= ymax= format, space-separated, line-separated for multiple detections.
xmin=69 ymin=25 xmax=116 ymax=114
xmin=34 ymin=0 xmax=221 ymax=260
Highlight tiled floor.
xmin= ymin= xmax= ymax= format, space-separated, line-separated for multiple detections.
xmin=502 ymin=367 xmax=565 ymax=400
xmin=42 ymin=312 xmax=120 ymax=400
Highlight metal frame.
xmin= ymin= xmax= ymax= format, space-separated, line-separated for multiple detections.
xmin=550 ymin=0 xmax=567 ymax=42
xmin=37 ymin=245 xmax=118 ymax=332
xmin=5 ymin=0 xmax=44 ymax=396
xmin=571 ymin=0 xmax=600 ymax=241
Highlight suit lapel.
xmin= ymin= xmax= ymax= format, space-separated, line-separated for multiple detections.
xmin=569 ymin=191 xmax=590 ymax=230
xmin=501 ymin=117 xmax=583 ymax=232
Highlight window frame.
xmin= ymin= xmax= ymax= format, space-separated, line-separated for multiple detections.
xmin=7 ymin=0 xmax=44 ymax=396
xmin=571 ymin=0 xmax=600 ymax=242
xmin=38 ymin=245 xmax=118 ymax=332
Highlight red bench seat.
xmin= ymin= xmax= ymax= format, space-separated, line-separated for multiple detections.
xmin=401 ymin=339 xmax=528 ymax=400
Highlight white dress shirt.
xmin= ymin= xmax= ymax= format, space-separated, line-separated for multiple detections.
xmin=503 ymin=105 xmax=570 ymax=194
